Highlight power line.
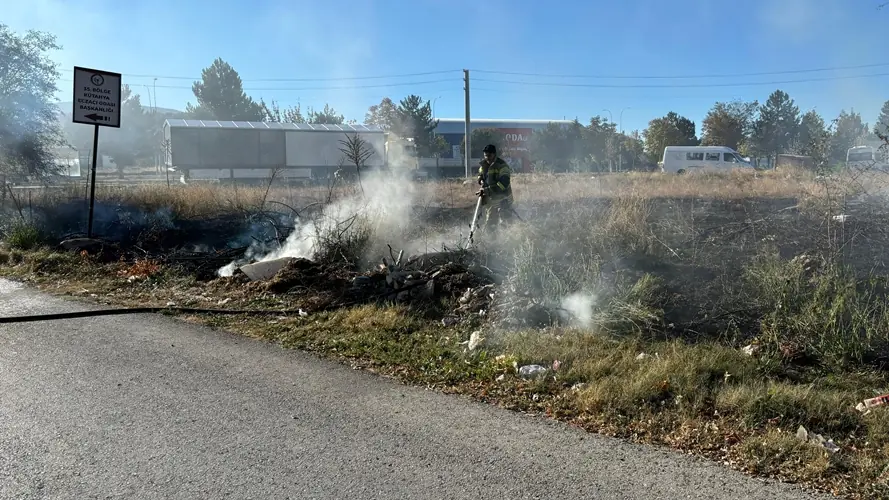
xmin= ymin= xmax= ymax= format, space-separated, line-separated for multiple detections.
xmin=58 ymin=78 xmax=458 ymax=91
xmin=472 ymin=72 xmax=889 ymax=89
xmin=472 ymin=87 xmax=750 ymax=100
xmin=57 ymin=68 xmax=461 ymax=82
xmin=469 ymin=62 xmax=889 ymax=80
xmin=57 ymin=61 xmax=889 ymax=83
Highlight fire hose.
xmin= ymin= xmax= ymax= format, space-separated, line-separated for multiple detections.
xmin=0 ymin=279 xmax=436 ymax=324
xmin=467 ymin=175 xmax=524 ymax=246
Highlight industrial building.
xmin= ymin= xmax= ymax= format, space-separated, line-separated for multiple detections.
xmin=432 ymin=118 xmax=574 ymax=173
xmin=162 ymin=119 xmax=387 ymax=182
xmin=161 ymin=117 xmax=575 ymax=182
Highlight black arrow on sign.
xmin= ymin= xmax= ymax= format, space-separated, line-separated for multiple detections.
xmin=84 ymin=113 xmax=103 ymax=121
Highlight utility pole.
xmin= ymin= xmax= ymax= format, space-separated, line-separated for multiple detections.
xmin=619 ymin=107 xmax=630 ymax=172
xmin=464 ymin=69 xmax=471 ymax=178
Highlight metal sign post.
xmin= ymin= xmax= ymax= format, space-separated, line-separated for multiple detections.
xmin=72 ymin=66 xmax=122 ymax=238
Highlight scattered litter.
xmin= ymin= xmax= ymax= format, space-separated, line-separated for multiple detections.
xmin=467 ymin=330 xmax=484 ymax=351
xmin=796 ymin=425 xmax=840 ymax=453
xmin=636 ymin=353 xmax=651 ymax=361
xmin=856 ymin=393 xmax=889 ymax=413
xmin=741 ymin=344 xmax=760 ymax=356
xmin=441 ymin=315 xmax=459 ymax=327
xmin=518 ymin=364 xmax=547 ymax=379
xmin=832 ymin=214 xmax=849 ymax=223
xmin=551 ymin=359 xmax=561 ymax=371
xmin=165 ymin=301 xmax=176 ymax=307
xmin=240 ymin=257 xmax=297 ymax=282
xmin=217 ymin=297 xmax=232 ymax=306
xmin=298 ymin=308 xmax=309 ymax=317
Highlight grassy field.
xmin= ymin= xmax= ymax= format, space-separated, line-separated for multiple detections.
xmin=4 ymin=167 xmax=889 ymax=498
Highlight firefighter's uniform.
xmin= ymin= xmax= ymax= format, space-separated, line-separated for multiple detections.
xmin=477 ymin=156 xmax=513 ymax=230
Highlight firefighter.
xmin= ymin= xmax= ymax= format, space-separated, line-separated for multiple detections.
xmin=476 ymin=144 xmax=513 ymax=231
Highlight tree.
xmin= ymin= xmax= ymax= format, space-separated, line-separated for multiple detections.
xmin=64 ymin=85 xmax=161 ymax=169
xmin=102 ymin=85 xmax=148 ymax=168
xmin=701 ymin=100 xmax=758 ymax=152
xmin=364 ymin=97 xmax=398 ymax=131
xmin=583 ymin=116 xmax=618 ymax=170
xmin=751 ymin=90 xmax=800 ymax=160
xmin=461 ymin=128 xmax=503 ymax=158
xmin=876 ymin=100 xmax=889 ymax=138
xmin=338 ymin=133 xmax=375 ymax=195
xmin=430 ymin=135 xmax=450 ymax=158
xmin=620 ymin=131 xmax=647 ymax=171
xmin=260 ymin=99 xmax=305 ymax=123
xmin=530 ymin=120 xmax=587 ymax=172
xmin=0 ymin=25 xmax=65 ymax=178
xmin=186 ymin=58 xmax=263 ymax=121
xmin=791 ymin=110 xmax=829 ymax=168
xmin=642 ymin=112 xmax=699 ymax=161
xmin=830 ymin=109 xmax=869 ymax=163
xmin=393 ymin=95 xmax=443 ymax=156
xmin=307 ymin=104 xmax=344 ymax=125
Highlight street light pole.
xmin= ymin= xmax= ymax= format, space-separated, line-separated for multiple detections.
xmin=601 ymin=109 xmax=614 ymax=172
xmin=619 ymin=107 xmax=630 ymax=171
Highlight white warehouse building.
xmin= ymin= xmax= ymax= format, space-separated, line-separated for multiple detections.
xmin=162 ymin=119 xmax=387 ymax=182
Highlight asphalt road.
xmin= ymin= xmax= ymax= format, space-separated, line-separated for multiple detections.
xmin=0 ymin=279 xmax=831 ymax=499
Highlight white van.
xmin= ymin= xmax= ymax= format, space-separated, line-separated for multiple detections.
xmin=660 ymin=146 xmax=754 ymax=174
xmin=846 ymin=145 xmax=889 ymax=170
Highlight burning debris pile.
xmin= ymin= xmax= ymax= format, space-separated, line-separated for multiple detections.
xmin=215 ymin=245 xmax=573 ymax=329
xmin=44 ymin=195 xmax=577 ymax=328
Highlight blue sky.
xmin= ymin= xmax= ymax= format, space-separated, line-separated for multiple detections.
xmin=7 ymin=0 xmax=889 ymax=133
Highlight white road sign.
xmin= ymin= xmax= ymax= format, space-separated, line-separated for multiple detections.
xmin=72 ymin=66 xmax=122 ymax=128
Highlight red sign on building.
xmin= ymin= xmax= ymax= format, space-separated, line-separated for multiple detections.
xmin=498 ymin=128 xmax=533 ymax=173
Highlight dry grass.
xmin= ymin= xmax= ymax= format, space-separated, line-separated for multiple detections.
xmin=7 ymin=166 xmax=889 ymax=497
xmin=10 ymin=167 xmax=868 ymax=220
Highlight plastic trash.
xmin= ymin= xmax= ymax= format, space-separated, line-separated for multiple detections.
xmin=518 ymin=364 xmax=547 ymax=379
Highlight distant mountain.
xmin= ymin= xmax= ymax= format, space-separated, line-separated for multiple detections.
xmin=54 ymin=102 xmax=184 ymax=116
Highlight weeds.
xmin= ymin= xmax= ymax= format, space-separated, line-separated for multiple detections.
xmin=2 ymin=219 xmax=44 ymax=250
xmin=6 ymin=169 xmax=889 ymax=497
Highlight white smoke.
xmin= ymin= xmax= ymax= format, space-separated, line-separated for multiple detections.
xmin=217 ymin=167 xmax=418 ymax=277
xmin=560 ymin=292 xmax=597 ymax=328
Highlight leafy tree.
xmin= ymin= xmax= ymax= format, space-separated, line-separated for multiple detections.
xmin=642 ymin=112 xmax=699 ymax=161
xmin=461 ymin=128 xmax=503 ymax=158
xmin=583 ymin=116 xmax=617 ymax=169
xmin=307 ymin=104 xmax=344 ymax=125
xmin=530 ymin=120 xmax=587 ymax=172
xmin=103 ymin=85 xmax=148 ymax=167
xmin=260 ymin=99 xmax=305 ymax=123
xmin=431 ymin=135 xmax=450 ymax=157
xmin=830 ymin=109 xmax=869 ymax=162
xmin=876 ymin=100 xmax=889 ymax=138
xmin=64 ymin=85 xmax=160 ymax=168
xmin=186 ymin=58 xmax=263 ymax=121
xmin=792 ymin=110 xmax=830 ymax=168
xmin=0 ymin=25 xmax=65 ymax=178
xmin=620 ymin=131 xmax=647 ymax=171
xmin=751 ymin=90 xmax=800 ymax=160
xmin=393 ymin=95 xmax=443 ymax=156
xmin=701 ymin=100 xmax=758 ymax=152
xmin=364 ymin=97 xmax=398 ymax=131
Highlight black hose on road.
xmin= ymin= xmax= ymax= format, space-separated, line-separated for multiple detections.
xmin=0 ymin=306 xmax=302 ymax=324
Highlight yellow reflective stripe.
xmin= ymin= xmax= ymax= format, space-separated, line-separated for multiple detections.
xmin=496 ymin=182 xmax=506 ymax=190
